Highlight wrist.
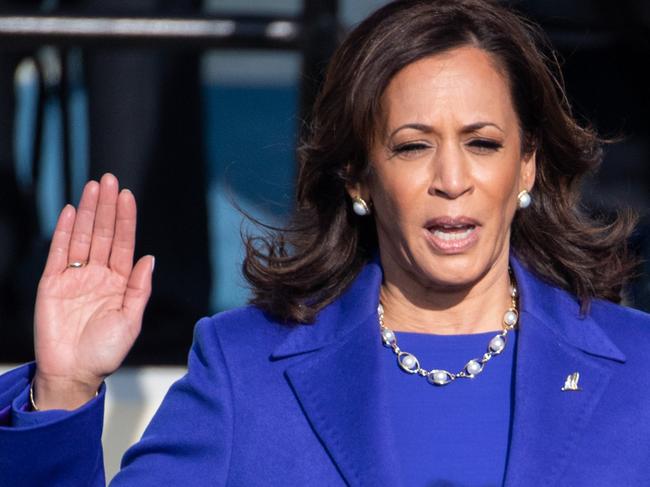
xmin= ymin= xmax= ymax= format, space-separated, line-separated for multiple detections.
xmin=31 ymin=374 xmax=101 ymax=411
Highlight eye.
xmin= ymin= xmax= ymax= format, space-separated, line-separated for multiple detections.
xmin=391 ymin=142 xmax=431 ymax=157
xmin=468 ymin=139 xmax=503 ymax=153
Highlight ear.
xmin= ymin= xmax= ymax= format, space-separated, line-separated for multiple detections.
xmin=344 ymin=163 xmax=371 ymax=202
xmin=345 ymin=181 xmax=363 ymax=199
xmin=345 ymin=181 xmax=373 ymax=206
xmin=520 ymin=149 xmax=536 ymax=193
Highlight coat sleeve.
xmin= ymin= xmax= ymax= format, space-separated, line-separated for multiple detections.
xmin=0 ymin=363 xmax=107 ymax=486
xmin=0 ymin=316 xmax=234 ymax=487
xmin=112 ymin=316 xmax=234 ymax=485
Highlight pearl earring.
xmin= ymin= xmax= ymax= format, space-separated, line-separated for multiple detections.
xmin=352 ymin=196 xmax=371 ymax=216
xmin=517 ymin=190 xmax=532 ymax=209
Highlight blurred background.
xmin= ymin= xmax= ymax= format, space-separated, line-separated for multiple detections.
xmin=0 ymin=0 xmax=649 ymax=366
xmin=0 ymin=0 xmax=648 ymax=478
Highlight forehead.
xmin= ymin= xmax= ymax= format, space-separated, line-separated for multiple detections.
xmin=378 ymin=46 xmax=516 ymax=136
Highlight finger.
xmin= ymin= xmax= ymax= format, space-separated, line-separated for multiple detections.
xmin=109 ymin=189 xmax=137 ymax=278
xmin=89 ymin=173 xmax=119 ymax=266
xmin=68 ymin=180 xmax=99 ymax=265
xmin=42 ymin=205 xmax=76 ymax=277
xmin=122 ymin=255 xmax=155 ymax=334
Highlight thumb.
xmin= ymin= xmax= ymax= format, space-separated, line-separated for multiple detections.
xmin=123 ymin=255 xmax=155 ymax=330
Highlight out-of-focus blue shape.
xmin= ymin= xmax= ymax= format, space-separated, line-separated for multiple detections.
xmin=203 ymin=85 xmax=297 ymax=312
xmin=67 ymin=48 xmax=90 ymax=205
xmin=14 ymin=58 xmax=38 ymax=193
xmin=36 ymin=94 xmax=64 ymax=238
xmin=14 ymin=48 xmax=89 ymax=238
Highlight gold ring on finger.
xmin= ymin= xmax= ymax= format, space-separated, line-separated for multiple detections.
xmin=67 ymin=261 xmax=87 ymax=269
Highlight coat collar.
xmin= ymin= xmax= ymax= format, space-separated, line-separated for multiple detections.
xmin=509 ymin=255 xmax=625 ymax=362
xmin=271 ymin=251 xmax=625 ymax=362
xmin=270 ymin=252 xmax=382 ymax=360
xmin=271 ymin=251 xmax=626 ymax=486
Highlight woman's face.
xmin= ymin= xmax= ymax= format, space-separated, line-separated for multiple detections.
xmin=352 ymin=46 xmax=536 ymax=292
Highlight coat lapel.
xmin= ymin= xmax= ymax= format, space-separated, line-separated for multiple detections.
xmin=503 ymin=257 xmax=626 ymax=486
xmin=271 ymin=252 xmax=627 ymax=487
xmin=282 ymin=313 xmax=401 ymax=487
xmin=271 ymin=254 xmax=402 ymax=487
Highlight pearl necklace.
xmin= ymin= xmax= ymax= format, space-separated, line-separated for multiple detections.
xmin=379 ymin=268 xmax=519 ymax=386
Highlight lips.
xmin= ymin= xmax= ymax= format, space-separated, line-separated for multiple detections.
xmin=424 ymin=216 xmax=480 ymax=232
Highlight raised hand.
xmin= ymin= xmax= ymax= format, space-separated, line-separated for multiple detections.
xmin=32 ymin=173 xmax=154 ymax=410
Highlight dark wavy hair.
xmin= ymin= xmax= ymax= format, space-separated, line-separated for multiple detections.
xmin=241 ymin=0 xmax=638 ymax=324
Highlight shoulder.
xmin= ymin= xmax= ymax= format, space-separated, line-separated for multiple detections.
xmin=589 ymin=297 xmax=650 ymax=332
xmin=588 ymin=297 xmax=650 ymax=357
xmin=191 ymin=304 xmax=297 ymax=361
xmin=514 ymin=255 xmax=650 ymax=355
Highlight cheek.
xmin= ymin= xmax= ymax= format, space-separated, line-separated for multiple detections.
xmin=370 ymin=167 xmax=429 ymax=222
xmin=475 ymin=161 xmax=520 ymax=216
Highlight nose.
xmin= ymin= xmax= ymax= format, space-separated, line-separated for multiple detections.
xmin=428 ymin=141 xmax=473 ymax=199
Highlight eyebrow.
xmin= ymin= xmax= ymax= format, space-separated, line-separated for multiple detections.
xmin=388 ymin=121 xmax=505 ymax=139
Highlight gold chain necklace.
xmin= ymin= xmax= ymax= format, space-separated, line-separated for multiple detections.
xmin=379 ymin=268 xmax=519 ymax=386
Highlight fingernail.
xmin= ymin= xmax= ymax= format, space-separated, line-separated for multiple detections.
xmin=151 ymin=256 xmax=156 ymax=273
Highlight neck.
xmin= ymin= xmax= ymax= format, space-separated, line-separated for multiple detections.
xmin=378 ymin=250 xmax=512 ymax=335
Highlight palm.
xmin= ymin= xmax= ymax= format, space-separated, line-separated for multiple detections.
xmin=37 ymin=266 xmax=132 ymax=380
xmin=34 ymin=174 xmax=154 ymax=390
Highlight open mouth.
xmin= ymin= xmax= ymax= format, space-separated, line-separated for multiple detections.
xmin=423 ymin=219 xmax=480 ymax=253
xmin=428 ymin=224 xmax=476 ymax=241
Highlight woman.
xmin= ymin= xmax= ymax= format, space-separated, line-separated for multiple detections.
xmin=1 ymin=0 xmax=649 ymax=485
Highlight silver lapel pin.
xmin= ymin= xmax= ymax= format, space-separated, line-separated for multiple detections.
xmin=561 ymin=371 xmax=582 ymax=391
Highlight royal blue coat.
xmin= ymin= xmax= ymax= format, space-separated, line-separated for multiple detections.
xmin=1 ymin=252 xmax=649 ymax=486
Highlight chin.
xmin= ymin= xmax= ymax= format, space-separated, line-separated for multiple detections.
xmin=417 ymin=252 xmax=487 ymax=289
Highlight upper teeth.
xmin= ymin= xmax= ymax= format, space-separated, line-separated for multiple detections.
xmin=442 ymin=225 xmax=465 ymax=229
xmin=432 ymin=227 xmax=474 ymax=240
